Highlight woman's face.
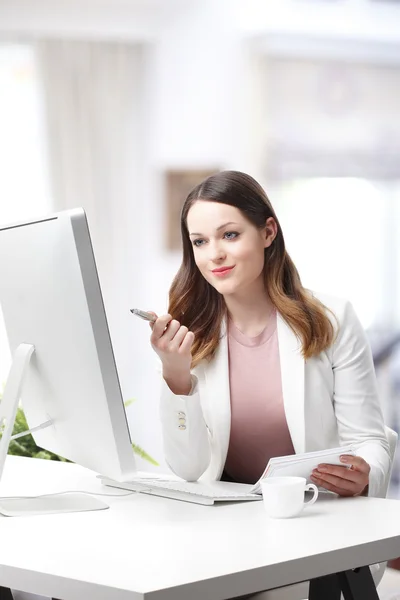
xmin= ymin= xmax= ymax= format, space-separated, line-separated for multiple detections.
xmin=186 ymin=200 xmax=276 ymax=298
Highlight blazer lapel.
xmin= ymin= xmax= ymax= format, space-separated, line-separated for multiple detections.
xmin=277 ymin=313 xmax=305 ymax=454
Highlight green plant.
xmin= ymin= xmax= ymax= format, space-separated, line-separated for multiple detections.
xmin=0 ymin=391 xmax=159 ymax=466
xmin=7 ymin=406 xmax=69 ymax=461
xmin=124 ymin=398 xmax=159 ymax=466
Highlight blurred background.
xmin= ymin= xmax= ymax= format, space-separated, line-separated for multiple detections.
xmin=0 ymin=0 xmax=400 ymax=498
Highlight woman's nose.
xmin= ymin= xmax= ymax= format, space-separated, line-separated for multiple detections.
xmin=210 ymin=242 xmax=226 ymax=262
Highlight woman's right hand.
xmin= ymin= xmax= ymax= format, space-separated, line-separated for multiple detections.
xmin=149 ymin=313 xmax=195 ymax=395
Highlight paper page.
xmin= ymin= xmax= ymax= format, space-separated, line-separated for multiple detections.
xmin=250 ymin=444 xmax=357 ymax=494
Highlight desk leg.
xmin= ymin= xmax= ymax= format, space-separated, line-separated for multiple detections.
xmin=309 ymin=566 xmax=379 ymax=600
xmin=0 ymin=587 xmax=13 ymax=600
xmin=308 ymin=573 xmax=341 ymax=600
xmin=338 ymin=566 xmax=380 ymax=600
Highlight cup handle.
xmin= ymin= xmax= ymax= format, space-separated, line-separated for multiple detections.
xmin=304 ymin=483 xmax=318 ymax=507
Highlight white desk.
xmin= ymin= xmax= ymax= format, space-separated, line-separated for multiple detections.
xmin=1 ymin=456 xmax=400 ymax=600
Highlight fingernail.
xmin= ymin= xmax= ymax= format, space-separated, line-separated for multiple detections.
xmin=318 ymin=466 xmax=328 ymax=472
xmin=340 ymin=456 xmax=348 ymax=462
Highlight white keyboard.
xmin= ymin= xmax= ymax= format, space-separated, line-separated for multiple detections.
xmin=100 ymin=476 xmax=262 ymax=505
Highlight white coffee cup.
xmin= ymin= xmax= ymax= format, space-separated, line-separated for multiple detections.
xmin=260 ymin=476 xmax=318 ymax=518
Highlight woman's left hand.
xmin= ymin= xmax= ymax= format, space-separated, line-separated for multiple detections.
xmin=310 ymin=455 xmax=370 ymax=497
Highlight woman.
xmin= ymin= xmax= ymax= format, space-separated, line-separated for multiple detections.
xmin=149 ymin=170 xmax=390 ymax=500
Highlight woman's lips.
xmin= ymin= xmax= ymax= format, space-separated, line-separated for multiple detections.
xmin=211 ymin=266 xmax=235 ymax=277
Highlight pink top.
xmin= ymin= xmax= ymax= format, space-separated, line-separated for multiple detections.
xmin=223 ymin=311 xmax=295 ymax=484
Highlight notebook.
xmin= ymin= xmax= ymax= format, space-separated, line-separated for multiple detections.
xmin=100 ymin=444 xmax=358 ymax=505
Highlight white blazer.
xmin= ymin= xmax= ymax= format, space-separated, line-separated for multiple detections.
xmin=159 ymin=292 xmax=390 ymax=498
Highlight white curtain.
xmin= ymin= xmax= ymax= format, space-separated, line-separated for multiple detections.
xmin=35 ymin=39 xmax=143 ymax=291
xmin=34 ymin=38 xmax=146 ymax=393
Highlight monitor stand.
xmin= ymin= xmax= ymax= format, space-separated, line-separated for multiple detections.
xmin=0 ymin=343 xmax=108 ymax=516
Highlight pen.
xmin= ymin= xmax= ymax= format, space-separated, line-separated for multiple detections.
xmin=130 ymin=308 xmax=157 ymax=322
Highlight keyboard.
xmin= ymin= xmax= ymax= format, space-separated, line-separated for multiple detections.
xmin=100 ymin=476 xmax=262 ymax=505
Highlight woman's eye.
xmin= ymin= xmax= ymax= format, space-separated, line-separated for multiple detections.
xmin=224 ymin=231 xmax=239 ymax=240
xmin=193 ymin=239 xmax=205 ymax=247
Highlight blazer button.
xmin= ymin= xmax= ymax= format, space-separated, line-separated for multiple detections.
xmin=178 ymin=418 xmax=186 ymax=426
xmin=178 ymin=424 xmax=186 ymax=430
xmin=177 ymin=411 xmax=186 ymax=417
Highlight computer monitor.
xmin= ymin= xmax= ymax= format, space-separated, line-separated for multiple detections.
xmin=0 ymin=208 xmax=137 ymax=492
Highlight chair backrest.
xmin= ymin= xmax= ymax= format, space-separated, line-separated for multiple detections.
xmin=384 ymin=425 xmax=398 ymax=497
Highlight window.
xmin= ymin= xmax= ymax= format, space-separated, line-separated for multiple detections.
xmin=0 ymin=43 xmax=50 ymax=387
xmin=272 ymin=177 xmax=387 ymax=328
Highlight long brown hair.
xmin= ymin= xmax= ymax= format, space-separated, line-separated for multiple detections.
xmin=169 ymin=170 xmax=335 ymax=367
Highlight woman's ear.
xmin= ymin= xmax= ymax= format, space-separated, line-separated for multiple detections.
xmin=264 ymin=217 xmax=278 ymax=249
